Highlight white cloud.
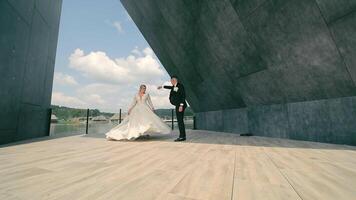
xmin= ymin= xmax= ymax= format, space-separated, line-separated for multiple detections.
xmin=89 ymin=94 xmax=106 ymax=104
xmin=76 ymin=83 xmax=121 ymax=111
xmin=112 ymin=21 xmax=124 ymax=33
xmin=115 ymin=48 xmax=165 ymax=81
xmin=52 ymin=92 xmax=87 ymax=108
xmin=53 ymin=47 xmax=174 ymax=112
xmin=131 ymin=46 xmax=141 ymax=56
xmin=105 ymin=20 xmax=124 ymax=34
xmin=53 ymin=72 xmax=78 ymax=86
xmin=143 ymin=47 xmax=154 ymax=56
xmin=69 ymin=49 xmax=131 ymax=84
xmin=69 ymin=47 xmax=166 ymax=85
xmin=78 ymin=83 xmax=120 ymax=96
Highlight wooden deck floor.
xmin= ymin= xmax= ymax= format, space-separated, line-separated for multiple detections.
xmin=1 ymin=130 xmax=356 ymax=200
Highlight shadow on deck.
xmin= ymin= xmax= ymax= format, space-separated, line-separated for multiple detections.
xmin=2 ymin=130 xmax=356 ymax=151
xmin=82 ymin=130 xmax=356 ymax=151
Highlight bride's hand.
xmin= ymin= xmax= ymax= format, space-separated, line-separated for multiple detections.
xmin=128 ymin=109 xmax=131 ymax=115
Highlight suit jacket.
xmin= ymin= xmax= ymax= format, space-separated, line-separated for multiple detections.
xmin=164 ymin=83 xmax=187 ymax=107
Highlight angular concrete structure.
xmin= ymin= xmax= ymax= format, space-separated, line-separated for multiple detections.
xmin=0 ymin=0 xmax=62 ymax=144
xmin=121 ymin=0 xmax=356 ymax=145
xmin=1 ymin=0 xmax=355 ymax=146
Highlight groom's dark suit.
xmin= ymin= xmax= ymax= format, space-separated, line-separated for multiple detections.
xmin=164 ymin=83 xmax=187 ymax=139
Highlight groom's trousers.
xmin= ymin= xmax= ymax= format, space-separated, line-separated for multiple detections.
xmin=175 ymin=105 xmax=186 ymax=138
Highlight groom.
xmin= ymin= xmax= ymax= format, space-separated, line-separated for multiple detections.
xmin=158 ymin=76 xmax=187 ymax=142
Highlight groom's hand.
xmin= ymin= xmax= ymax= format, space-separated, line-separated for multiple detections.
xmin=157 ymin=86 xmax=162 ymax=90
xmin=179 ymin=106 xmax=183 ymax=112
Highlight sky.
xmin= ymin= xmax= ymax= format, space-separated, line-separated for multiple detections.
xmin=51 ymin=0 xmax=172 ymax=113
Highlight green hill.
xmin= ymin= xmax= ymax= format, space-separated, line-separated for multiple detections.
xmin=50 ymin=105 xmax=114 ymax=120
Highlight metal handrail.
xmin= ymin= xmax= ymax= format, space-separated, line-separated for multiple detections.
xmin=49 ymin=108 xmax=195 ymax=136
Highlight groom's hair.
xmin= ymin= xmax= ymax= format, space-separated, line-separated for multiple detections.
xmin=171 ymin=75 xmax=178 ymax=80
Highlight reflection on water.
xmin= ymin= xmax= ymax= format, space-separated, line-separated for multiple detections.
xmin=50 ymin=120 xmax=194 ymax=137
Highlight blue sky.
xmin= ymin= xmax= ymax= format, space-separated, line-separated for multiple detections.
xmin=52 ymin=0 xmax=172 ymax=112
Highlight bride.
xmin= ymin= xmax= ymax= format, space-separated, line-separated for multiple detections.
xmin=106 ymin=84 xmax=171 ymax=140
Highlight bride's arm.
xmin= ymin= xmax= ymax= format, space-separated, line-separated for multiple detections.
xmin=146 ymin=94 xmax=154 ymax=110
xmin=128 ymin=96 xmax=137 ymax=114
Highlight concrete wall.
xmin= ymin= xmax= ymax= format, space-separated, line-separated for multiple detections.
xmin=122 ymin=0 xmax=356 ymax=145
xmin=196 ymin=97 xmax=356 ymax=145
xmin=0 ymin=0 xmax=62 ymax=144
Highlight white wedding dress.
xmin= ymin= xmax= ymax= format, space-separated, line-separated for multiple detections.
xmin=106 ymin=93 xmax=171 ymax=140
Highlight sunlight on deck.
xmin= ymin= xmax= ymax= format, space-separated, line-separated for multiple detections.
xmin=1 ymin=130 xmax=356 ymax=200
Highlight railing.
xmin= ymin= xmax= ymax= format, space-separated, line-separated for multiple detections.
xmin=48 ymin=108 xmax=195 ymax=137
xmin=84 ymin=108 xmax=124 ymax=135
xmin=172 ymin=109 xmax=174 ymax=130
xmin=119 ymin=109 xmax=122 ymax=124
xmin=193 ymin=115 xmax=196 ymax=130
xmin=47 ymin=108 xmax=52 ymax=136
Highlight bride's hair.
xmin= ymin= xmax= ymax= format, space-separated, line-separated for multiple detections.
xmin=139 ymin=84 xmax=146 ymax=93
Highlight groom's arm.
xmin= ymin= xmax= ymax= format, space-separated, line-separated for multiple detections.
xmin=157 ymin=85 xmax=173 ymax=90
xmin=163 ymin=85 xmax=173 ymax=89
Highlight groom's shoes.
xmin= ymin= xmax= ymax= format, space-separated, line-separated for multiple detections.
xmin=174 ymin=137 xmax=186 ymax=142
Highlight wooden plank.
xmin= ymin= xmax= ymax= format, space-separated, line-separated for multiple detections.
xmin=0 ymin=131 xmax=355 ymax=200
